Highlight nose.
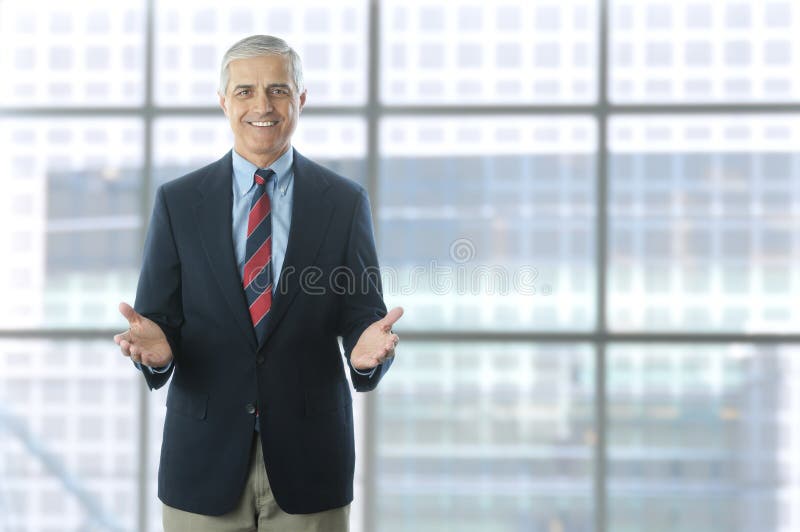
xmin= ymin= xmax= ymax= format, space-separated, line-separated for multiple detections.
xmin=252 ymin=90 xmax=273 ymax=114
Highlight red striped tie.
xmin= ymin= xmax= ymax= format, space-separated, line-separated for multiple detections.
xmin=243 ymin=169 xmax=274 ymax=340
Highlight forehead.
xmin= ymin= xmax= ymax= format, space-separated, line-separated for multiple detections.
xmin=227 ymin=54 xmax=292 ymax=82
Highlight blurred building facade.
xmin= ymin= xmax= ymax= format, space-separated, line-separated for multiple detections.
xmin=1 ymin=1 xmax=799 ymax=532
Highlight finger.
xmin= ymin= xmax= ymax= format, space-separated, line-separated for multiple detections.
xmin=378 ymin=307 xmax=404 ymax=331
xmin=384 ymin=333 xmax=398 ymax=349
xmin=379 ymin=344 xmax=395 ymax=358
xmin=113 ymin=329 xmax=131 ymax=345
xmin=120 ymin=339 xmax=133 ymax=354
xmin=389 ymin=333 xmax=399 ymax=346
xmin=118 ymin=302 xmax=140 ymax=326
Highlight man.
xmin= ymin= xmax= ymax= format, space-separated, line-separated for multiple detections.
xmin=113 ymin=35 xmax=401 ymax=531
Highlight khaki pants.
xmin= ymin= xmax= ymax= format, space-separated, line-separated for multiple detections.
xmin=162 ymin=436 xmax=350 ymax=532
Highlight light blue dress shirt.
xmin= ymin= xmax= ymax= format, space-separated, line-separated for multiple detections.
xmin=231 ymin=148 xmax=293 ymax=289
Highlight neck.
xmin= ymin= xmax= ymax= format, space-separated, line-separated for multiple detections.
xmin=236 ymin=145 xmax=290 ymax=169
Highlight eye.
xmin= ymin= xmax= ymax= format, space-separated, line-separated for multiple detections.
xmin=270 ymin=87 xmax=290 ymax=96
xmin=236 ymin=89 xmax=251 ymax=96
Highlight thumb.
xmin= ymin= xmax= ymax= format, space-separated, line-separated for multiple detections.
xmin=118 ymin=302 xmax=141 ymax=326
xmin=377 ymin=307 xmax=404 ymax=331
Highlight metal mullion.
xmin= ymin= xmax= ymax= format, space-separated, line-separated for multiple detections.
xmin=4 ymin=102 xmax=800 ymax=117
xmin=606 ymin=103 xmax=800 ymax=114
xmin=378 ymin=103 xmax=800 ymax=115
xmin=0 ymin=106 xmax=369 ymax=116
xmin=363 ymin=1 xmax=381 ymax=531
xmin=0 ymin=329 xmax=121 ymax=339
xmin=391 ymin=332 xmax=800 ymax=344
xmin=147 ymin=106 xmax=368 ymax=116
xmin=137 ymin=0 xmax=156 ymax=530
xmin=596 ymin=0 xmax=610 ymax=530
xmin=3 ymin=329 xmax=800 ymax=344
xmin=0 ymin=107 xmax=151 ymax=116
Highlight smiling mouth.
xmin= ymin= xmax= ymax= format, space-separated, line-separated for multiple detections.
xmin=249 ymin=121 xmax=279 ymax=127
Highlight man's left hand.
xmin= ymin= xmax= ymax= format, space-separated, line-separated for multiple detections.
xmin=351 ymin=307 xmax=404 ymax=371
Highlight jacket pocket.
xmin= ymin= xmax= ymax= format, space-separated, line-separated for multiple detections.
xmin=304 ymin=380 xmax=352 ymax=417
xmin=166 ymin=385 xmax=208 ymax=420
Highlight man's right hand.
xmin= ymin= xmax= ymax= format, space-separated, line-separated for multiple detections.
xmin=113 ymin=302 xmax=174 ymax=368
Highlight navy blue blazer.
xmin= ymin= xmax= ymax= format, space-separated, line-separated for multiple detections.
xmin=134 ymin=149 xmax=390 ymax=515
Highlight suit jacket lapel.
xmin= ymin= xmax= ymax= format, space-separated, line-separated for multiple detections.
xmin=193 ymin=151 xmax=259 ymax=350
xmin=256 ymin=149 xmax=335 ymax=350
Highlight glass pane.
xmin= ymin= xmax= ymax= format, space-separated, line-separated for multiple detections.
xmin=146 ymin=385 xmax=168 ymax=532
xmin=154 ymin=0 xmax=368 ymax=106
xmin=379 ymin=117 xmax=596 ymax=332
xmin=375 ymin=342 xmax=595 ymax=532
xmin=152 ymin=116 xmax=366 ymax=191
xmin=381 ymin=0 xmax=598 ymax=104
xmin=152 ymin=117 xmax=235 ymax=186
xmin=294 ymin=117 xmax=367 ymax=187
xmin=0 ymin=340 xmax=141 ymax=530
xmin=0 ymin=118 xmax=143 ymax=328
xmin=610 ymin=0 xmax=800 ymax=102
xmin=608 ymin=344 xmax=800 ymax=532
xmin=0 ymin=1 xmax=146 ymax=106
xmin=608 ymin=115 xmax=800 ymax=332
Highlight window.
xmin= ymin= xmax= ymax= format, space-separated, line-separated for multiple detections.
xmin=1 ymin=1 xmax=798 ymax=531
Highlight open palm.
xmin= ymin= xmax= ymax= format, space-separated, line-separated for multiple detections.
xmin=351 ymin=307 xmax=403 ymax=371
xmin=113 ymin=302 xmax=173 ymax=368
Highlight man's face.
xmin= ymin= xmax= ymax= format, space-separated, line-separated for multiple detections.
xmin=219 ymin=54 xmax=306 ymax=168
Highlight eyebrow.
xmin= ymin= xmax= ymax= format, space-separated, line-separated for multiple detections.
xmin=232 ymin=83 xmax=292 ymax=92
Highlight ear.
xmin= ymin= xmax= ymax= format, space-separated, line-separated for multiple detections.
xmin=298 ymin=89 xmax=307 ymax=113
xmin=218 ymin=92 xmax=229 ymax=117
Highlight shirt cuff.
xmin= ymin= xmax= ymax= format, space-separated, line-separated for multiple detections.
xmin=132 ymin=359 xmax=173 ymax=374
xmin=352 ymin=365 xmax=377 ymax=378
xmin=149 ymin=361 xmax=173 ymax=374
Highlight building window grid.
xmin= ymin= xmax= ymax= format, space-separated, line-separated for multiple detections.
xmin=2 ymin=1 xmax=800 ymax=532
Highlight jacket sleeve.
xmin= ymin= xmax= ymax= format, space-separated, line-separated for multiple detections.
xmin=133 ymin=185 xmax=183 ymax=390
xmin=338 ymin=187 xmax=391 ymax=392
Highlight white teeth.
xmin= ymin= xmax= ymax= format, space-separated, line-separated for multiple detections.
xmin=250 ymin=121 xmax=278 ymax=127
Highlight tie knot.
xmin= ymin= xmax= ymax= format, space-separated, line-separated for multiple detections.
xmin=254 ymin=168 xmax=275 ymax=186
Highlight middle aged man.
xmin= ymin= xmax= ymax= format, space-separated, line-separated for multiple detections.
xmin=113 ymin=35 xmax=401 ymax=531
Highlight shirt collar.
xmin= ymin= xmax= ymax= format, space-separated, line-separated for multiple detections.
xmin=231 ymin=147 xmax=294 ymax=196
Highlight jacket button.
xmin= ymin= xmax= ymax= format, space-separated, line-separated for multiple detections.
xmin=256 ymin=355 xmax=265 ymax=365
xmin=245 ymin=403 xmax=256 ymax=415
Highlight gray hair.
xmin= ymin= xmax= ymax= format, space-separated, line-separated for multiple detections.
xmin=218 ymin=35 xmax=304 ymax=95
